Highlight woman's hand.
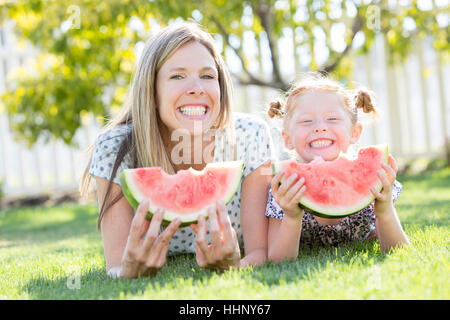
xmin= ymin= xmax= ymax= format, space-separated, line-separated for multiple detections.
xmin=192 ymin=200 xmax=241 ymax=271
xmin=370 ymin=155 xmax=398 ymax=217
xmin=119 ymin=200 xmax=181 ymax=278
xmin=271 ymin=171 xmax=306 ymax=219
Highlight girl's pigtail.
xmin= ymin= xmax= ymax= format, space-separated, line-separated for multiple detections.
xmin=268 ymin=100 xmax=285 ymax=119
xmin=355 ymin=88 xmax=377 ymax=115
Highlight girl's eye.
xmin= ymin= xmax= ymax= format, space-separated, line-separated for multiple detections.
xmin=170 ymin=74 xmax=184 ymax=80
xmin=301 ymin=119 xmax=312 ymax=123
xmin=328 ymin=117 xmax=338 ymax=121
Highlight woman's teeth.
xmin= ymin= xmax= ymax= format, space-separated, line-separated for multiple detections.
xmin=310 ymin=139 xmax=333 ymax=148
xmin=179 ymin=106 xmax=207 ymax=116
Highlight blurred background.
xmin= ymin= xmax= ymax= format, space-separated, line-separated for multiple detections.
xmin=0 ymin=0 xmax=448 ymax=204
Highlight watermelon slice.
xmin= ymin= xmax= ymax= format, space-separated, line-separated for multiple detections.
xmin=272 ymin=145 xmax=389 ymax=218
xmin=120 ymin=161 xmax=243 ymax=226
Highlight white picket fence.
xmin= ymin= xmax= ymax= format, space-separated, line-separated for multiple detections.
xmin=0 ymin=24 xmax=448 ymax=197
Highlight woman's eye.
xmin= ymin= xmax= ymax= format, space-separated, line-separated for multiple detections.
xmin=328 ymin=117 xmax=338 ymax=121
xmin=201 ymin=74 xmax=215 ymax=79
xmin=170 ymin=74 xmax=183 ymax=80
xmin=299 ymin=119 xmax=312 ymax=124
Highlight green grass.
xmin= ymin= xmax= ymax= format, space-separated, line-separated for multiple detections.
xmin=1 ymin=168 xmax=449 ymax=300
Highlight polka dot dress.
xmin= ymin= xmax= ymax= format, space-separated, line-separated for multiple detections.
xmin=89 ymin=112 xmax=276 ymax=255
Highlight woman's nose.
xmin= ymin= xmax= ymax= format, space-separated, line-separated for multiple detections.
xmin=187 ymin=80 xmax=205 ymax=95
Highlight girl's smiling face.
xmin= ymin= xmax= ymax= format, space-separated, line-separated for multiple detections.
xmin=283 ymin=90 xmax=362 ymax=162
xmin=156 ymin=41 xmax=220 ymax=135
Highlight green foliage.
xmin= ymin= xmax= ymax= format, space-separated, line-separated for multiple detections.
xmin=1 ymin=0 xmax=447 ymax=146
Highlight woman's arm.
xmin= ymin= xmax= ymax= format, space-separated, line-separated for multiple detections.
xmin=240 ymin=161 xmax=272 ymax=267
xmin=96 ymin=177 xmax=134 ymax=272
xmin=96 ymin=177 xmax=181 ymax=278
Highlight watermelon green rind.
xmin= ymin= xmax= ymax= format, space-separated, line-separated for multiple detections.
xmin=120 ymin=161 xmax=243 ymax=227
xmin=272 ymin=144 xmax=389 ymax=218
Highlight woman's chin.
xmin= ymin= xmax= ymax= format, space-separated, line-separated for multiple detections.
xmin=170 ymin=120 xmax=215 ymax=138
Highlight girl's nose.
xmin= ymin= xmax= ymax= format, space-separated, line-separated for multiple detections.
xmin=314 ymin=127 xmax=327 ymax=133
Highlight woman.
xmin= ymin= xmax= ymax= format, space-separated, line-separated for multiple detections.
xmin=80 ymin=22 xmax=275 ymax=278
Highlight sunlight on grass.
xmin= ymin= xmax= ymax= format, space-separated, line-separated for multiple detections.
xmin=0 ymin=168 xmax=449 ymax=300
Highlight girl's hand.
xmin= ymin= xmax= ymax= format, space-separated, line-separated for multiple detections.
xmin=370 ymin=155 xmax=398 ymax=216
xmin=120 ymin=200 xmax=182 ymax=278
xmin=192 ymin=200 xmax=241 ymax=271
xmin=271 ymin=171 xmax=306 ymax=219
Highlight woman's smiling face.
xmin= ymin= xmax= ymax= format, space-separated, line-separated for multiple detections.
xmin=156 ymin=41 xmax=220 ymax=136
xmin=283 ymin=90 xmax=362 ymax=162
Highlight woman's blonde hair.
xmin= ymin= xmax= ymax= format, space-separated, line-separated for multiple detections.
xmin=268 ymin=73 xmax=377 ymax=131
xmin=80 ymin=22 xmax=234 ymax=229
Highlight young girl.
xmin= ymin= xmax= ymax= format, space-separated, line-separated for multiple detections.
xmin=266 ymin=75 xmax=409 ymax=262
xmin=80 ymin=23 xmax=274 ymax=278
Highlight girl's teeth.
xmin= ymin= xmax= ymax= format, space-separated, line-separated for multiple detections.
xmin=310 ymin=140 xmax=332 ymax=148
xmin=180 ymin=106 xmax=207 ymax=116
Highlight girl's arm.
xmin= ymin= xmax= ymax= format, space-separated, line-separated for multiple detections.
xmin=374 ymin=205 xmax=409 ymax=253
xmin=371 ymin=155 xmax=410 ymax=253
xmin=240 ymin=161 xmax=272 ymax=267
xmin=267 ymin=171 xmax=305 ymax=262
xmin=267 ymin=214 xmax=303 ymax=262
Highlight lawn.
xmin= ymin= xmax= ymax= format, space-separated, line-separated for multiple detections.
xmin=1 ymin=168 xmax=449 ymax=300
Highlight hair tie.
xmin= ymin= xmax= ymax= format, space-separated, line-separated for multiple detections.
xmin=268 ymin=101 xmax=285 ymax=119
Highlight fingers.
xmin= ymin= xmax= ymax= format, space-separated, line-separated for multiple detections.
xmin=195 ymin=200 xmax=239 ymax=269
xmin=150 ymin=217 xmax=182 ymax=266
xmin=283 ymin=177 xmax=305 ymax=202
xmin=195 ymin=214 xmax=209 ymax=267
xmin=381 ymin=162 xmax=396 ymax=182
xmin=142 ymin=208 xmax=164 ymax=252
xmin=388 ymin=154 xmax=398 ymax=174
xmin=271 ymin=171 xmax=284 ymax=194
xmin=370 ymin=186 xmax=383 ymax=199
xmin=278 ymin=173 xmax=299 ymax=195
xmin=128 ymin=199 xmax=151 ymax=249
xmin=190 ymin=223 xmax=198 ymax=235
xmin=208 ymin=205 xmax=222 ymax=249
xmin=377 ymin=168 xmax=392 ymax=189
xmin=289 ymin=184 xmax=307 ymax=208
xmin=216 ymin=200 xmax=234 ymax=245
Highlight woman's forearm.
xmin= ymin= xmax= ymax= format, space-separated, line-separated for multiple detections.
xmin=240 ymin=248 xmax=267 ymax=268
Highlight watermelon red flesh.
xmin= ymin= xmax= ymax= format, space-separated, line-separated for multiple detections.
xmin=273 ymin=145 xmax=388 ymax=218
xmin=120 ymin=161 xmax=243 ymax=225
